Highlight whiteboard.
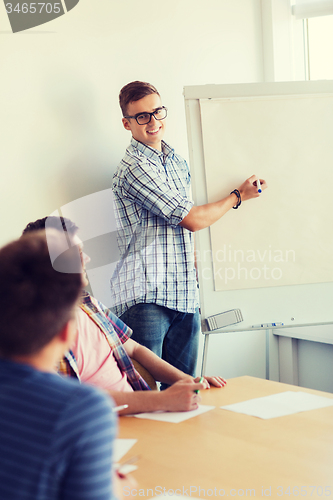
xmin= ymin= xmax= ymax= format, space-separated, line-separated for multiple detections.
xmin=184 ymin=81 xmax=333 ymax=332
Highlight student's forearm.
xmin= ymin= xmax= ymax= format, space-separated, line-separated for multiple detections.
xmin=125 ymin=340 xmax=191 ymax=385
xmin=108 ymin=379 xmax=204 ymax=414
xmin=108 ymin=389 xmax=166 ymax=415
xmin=180 ymin=194 xmax=237 ymax=232
xmin=180 ymin=175 xmax=266 ymax=232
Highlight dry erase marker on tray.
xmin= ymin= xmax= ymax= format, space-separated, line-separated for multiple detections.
xmin=257 ymin=178 xmax=262 ymax=193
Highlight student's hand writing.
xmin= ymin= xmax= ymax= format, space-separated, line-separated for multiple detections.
xmin=163 ymin=380 xmax=205 ymax=412
xmin=178 ymin=374 xmax=196 ymax=384
xmin=238 ymin=174 xmax=267 ymax=202
xmin=194 ymin=376 xmax=227 ymax=389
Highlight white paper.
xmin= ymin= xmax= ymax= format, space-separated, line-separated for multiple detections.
xmin=114 ymin=438 xmax=137 ymax=462
xmin=132 ymin=404 xmax=215 ymax=423
xmin=221 ymin=391 xmax=333 ymax=419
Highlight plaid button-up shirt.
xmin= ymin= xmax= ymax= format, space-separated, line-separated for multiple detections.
xmin=58 ymin=291 xmax=150 ymax=392
xmin=111 ymin=138 xmax=199 ymax=316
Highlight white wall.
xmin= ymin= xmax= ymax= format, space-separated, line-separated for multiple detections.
xmin=0 ymin=0 xmax=264 ymax=247
xmin=298 ymin=340 xmax=333 ymax=393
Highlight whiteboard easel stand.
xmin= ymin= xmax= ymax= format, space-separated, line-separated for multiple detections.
xmin=201 ymin=322 xmax=333 ymax=385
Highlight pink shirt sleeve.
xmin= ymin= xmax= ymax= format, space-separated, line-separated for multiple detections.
xmin=72 ymin=308 xmax=133 ymax=393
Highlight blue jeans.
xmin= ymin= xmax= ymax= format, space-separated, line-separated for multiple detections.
xmin=120 ymin=303 xmax=200 ymax=390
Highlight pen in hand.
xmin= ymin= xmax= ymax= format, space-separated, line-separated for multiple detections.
xmin=195 ymin=377 xmax=204 ymax=394
xmin=116 ymin=455 xmax=140 ymax=475
xmin=112 ymin=404 xmax=129 ymax=413
xmin=256 ymin=178 xmax=262 ymax=193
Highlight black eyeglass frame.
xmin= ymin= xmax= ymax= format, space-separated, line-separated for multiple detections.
xmin=123 ymin=106 xmax=168 ymax=125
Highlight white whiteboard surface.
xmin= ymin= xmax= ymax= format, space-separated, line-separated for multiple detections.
xmin=184 ymin=81 xmax=333 ymax=332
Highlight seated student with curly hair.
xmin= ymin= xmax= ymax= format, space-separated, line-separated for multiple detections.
xmin=23 ymin=216 xmax=227 ymax=416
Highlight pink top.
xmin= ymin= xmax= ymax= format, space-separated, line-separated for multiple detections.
xmin=72 ymin=308 xmax=133 ymax=393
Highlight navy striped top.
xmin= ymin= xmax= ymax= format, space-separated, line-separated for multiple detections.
xmin=0 ymin=358 xmax=117 ymax=500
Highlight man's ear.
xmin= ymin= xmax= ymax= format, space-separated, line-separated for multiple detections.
xmin=122 ymin=117 xmax=131 ymax=131
xmin=58 ymin=318 xmax=77 ymax=349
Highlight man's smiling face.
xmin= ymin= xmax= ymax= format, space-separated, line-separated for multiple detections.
xmin=122 ymin=93 xmax=166 ymax=151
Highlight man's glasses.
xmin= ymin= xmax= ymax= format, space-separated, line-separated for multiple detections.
xmin=124 ymin=106 xmax=167 ymax=125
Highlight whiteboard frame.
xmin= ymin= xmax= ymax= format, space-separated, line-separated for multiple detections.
xmin=184 ymin=81 xmax=333 ymax=335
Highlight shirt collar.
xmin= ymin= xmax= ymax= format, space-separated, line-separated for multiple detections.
xmin=130 ymin=137 xmax=175 ymax=160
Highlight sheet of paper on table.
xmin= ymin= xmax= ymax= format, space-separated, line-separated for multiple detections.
xmin=221 ymin=391 xmax=333 ymax=419
xmin=132 ymin=404 xmax=215 ymax=423
xmin=114 ymin=438 xmax=137 ymax=462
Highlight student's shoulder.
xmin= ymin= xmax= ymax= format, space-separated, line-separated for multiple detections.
xmin=45 ymin=374 xmax=116 ymax=440
xmin=41 ymin=368 xmax=111 ymax=408
xmin=81 ymin=292 xmax=131 ymax=341
xmin=48 ymin=374 xmax=114 ymax=415
xmin=117 ymin=138 xmax=164 ymax=173
xmin=122 ymin=140 xmax=151 ymax=163
xmin=115 ymin=145 xmax=150 ymax=176
xmin=113 ymin=157 xmax=144 ymax=191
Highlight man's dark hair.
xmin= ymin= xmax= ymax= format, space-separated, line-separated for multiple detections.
xmin=23 ymin=216 xmax=78 ymax=236
xmin=0 ymin=231 xmax=82 ymax=357
xmin=119 ymin=81 xmax=160 ymax=117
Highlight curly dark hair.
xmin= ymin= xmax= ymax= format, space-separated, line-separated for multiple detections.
xmin=0 ymin=231 xmax=82 ymax=357
xmin=23 ymin=216 xmax=78 ymax=236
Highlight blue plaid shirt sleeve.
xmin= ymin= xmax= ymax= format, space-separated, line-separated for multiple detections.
xmin=121 ymin=161 xmax=193 ymax=228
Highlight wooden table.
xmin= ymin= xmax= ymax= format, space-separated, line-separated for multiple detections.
xmin=118 ymin=376 xmax=333 ymax=499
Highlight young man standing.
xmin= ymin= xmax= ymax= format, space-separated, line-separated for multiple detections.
xmin=0 ymin=231 xmax=126 ymax=500
xmin=111 ymin=81 xmax=267 ymax=382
